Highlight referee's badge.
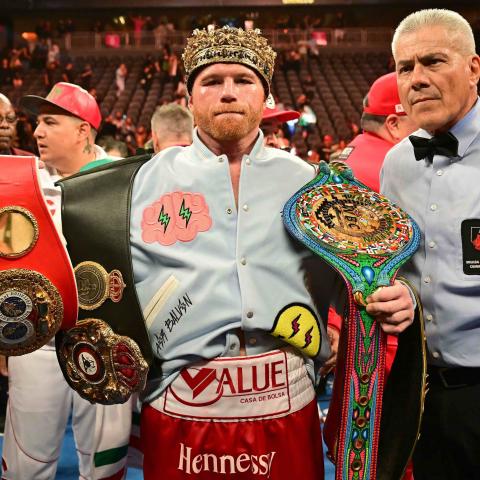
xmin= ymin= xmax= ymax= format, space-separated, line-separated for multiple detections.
xmin=74 ymin=261 xmax=126 ymax=310
xmin=461 ymin=219 xmax=480 ymax=275
xmin=57 ymin=318 xmax=148 ymax=404
xmin=0 ymin=269 xmax=63 ymax=355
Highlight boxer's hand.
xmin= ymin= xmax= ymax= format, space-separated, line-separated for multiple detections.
xmin=0 ymin=355 xmax=8 ymax=376
xmin=320 ymin=326 xmax=339 ymax=377
xmin=366 ymin=280 xmax=414 ymax=335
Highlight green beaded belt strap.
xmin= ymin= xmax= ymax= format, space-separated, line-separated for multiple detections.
xmin=283 ymin=161 xmax=424 ymax=479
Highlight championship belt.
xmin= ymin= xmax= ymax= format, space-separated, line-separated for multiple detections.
xmin=56 ymin=155 xmax=155 ymax=404
xmin=58 ymin=318 xmax=147 ymax=404
xmin=283 ymin=161 xmax=425 ymax=479
xmin=0 ymin=155 xmax=77 ymax=355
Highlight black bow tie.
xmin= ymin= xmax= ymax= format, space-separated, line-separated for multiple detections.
xmin=409 ymin=132 xmax=459 ymax=161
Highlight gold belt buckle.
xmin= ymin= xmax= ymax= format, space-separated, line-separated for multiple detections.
xmin=57 ymin=318 xmax=148 ymax=404
xmin=0 ymin=269 xmax=63 ymax=355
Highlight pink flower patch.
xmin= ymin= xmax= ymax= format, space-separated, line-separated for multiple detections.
xmin=141 ymin=191 xmax=212 ymax=246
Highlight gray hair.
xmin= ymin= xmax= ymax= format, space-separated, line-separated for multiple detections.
xmin=151 ymin=104 xmax=193 ymax=140
xmin=392 ymin=9 xmax=476 ymax=57
xmin=0 ymin=93 xmax=12 ymax=106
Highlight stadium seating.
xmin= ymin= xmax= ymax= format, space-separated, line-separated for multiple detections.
xmin=2 ymin=50 xmax=391 ymax=146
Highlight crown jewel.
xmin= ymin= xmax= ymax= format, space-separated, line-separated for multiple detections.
xmin=182 ymin=26 xmax=276 ymax=94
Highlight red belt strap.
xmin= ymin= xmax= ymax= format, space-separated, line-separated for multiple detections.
xmin=0 ymin=155 xmax=77 ymax=355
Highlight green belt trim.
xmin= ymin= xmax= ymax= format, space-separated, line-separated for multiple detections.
xmin=132 ymin=411 xmax=141 ymax=426
xmin=79 ymin=157 xmax=116 ymax=172
xmin=94 ymin=445 xmax=129 ymax=467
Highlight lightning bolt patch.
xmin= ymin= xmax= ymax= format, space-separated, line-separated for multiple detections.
xmin=158 ymin=205 xmax=171 ymax=233
xmin=142 ymin=191 xmax=213 ymax=246
xmin=303 ymin=326 xmax=314 ymax=349
xmin=179 ymin=199 xmax=192 ymax=226
xmin=288 ymin=314 xmax=301 ymax=339
xmin=270 ymin=303 xmax=321 ymax=358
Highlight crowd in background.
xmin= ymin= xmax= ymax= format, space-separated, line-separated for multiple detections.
xmin=0 ymin=34 xmax=189 ymax=158
xmin=0 ymin=42 xmax=360 ymax=163
xmin=2 ymin=10 xmax=479 ymax=163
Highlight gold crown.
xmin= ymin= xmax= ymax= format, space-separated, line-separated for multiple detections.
xmin=182 ymin=26 xmax=276 ymax=94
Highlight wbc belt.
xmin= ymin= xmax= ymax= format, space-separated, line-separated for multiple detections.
xmin=0 ymin=155 xmax=77 ymax=355
xmin=283 ymin=161 xmax=425 ymax=480
xmin=56 ymin=154 xmax=155 ymax=404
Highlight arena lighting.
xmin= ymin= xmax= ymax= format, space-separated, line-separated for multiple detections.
xmin=21 ymin=32 xmax=38 ymax=42
xmin=113 ymin=16 xmax=126 ymax=26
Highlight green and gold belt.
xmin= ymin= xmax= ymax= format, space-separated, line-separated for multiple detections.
xmin=283 ymin=161 xmax=423 ymax=479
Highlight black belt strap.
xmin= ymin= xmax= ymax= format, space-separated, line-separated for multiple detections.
xmin=377 ymin=277 xmax=427 ymax=480
xmin=57 ymin=154 xmax=155 ymax=367
xmin=428 ymin=365 xmax=480 ymax=389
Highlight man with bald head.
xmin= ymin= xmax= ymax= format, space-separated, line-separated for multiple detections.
xmin=0 ymin=93 xmax=32 ymax=156
xmin=381 ymin=9 xmax=480 ymax=479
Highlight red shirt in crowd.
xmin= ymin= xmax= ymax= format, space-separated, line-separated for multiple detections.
xmin=339 ymin=131 xmax=394 ymax=193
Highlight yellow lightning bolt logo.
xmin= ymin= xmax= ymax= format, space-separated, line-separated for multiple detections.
xmin=270 ymin=304 xmax=321 ymax=358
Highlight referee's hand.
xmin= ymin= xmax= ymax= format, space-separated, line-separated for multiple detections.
xmin=365 ymin=280 xmax=415 ymax=335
